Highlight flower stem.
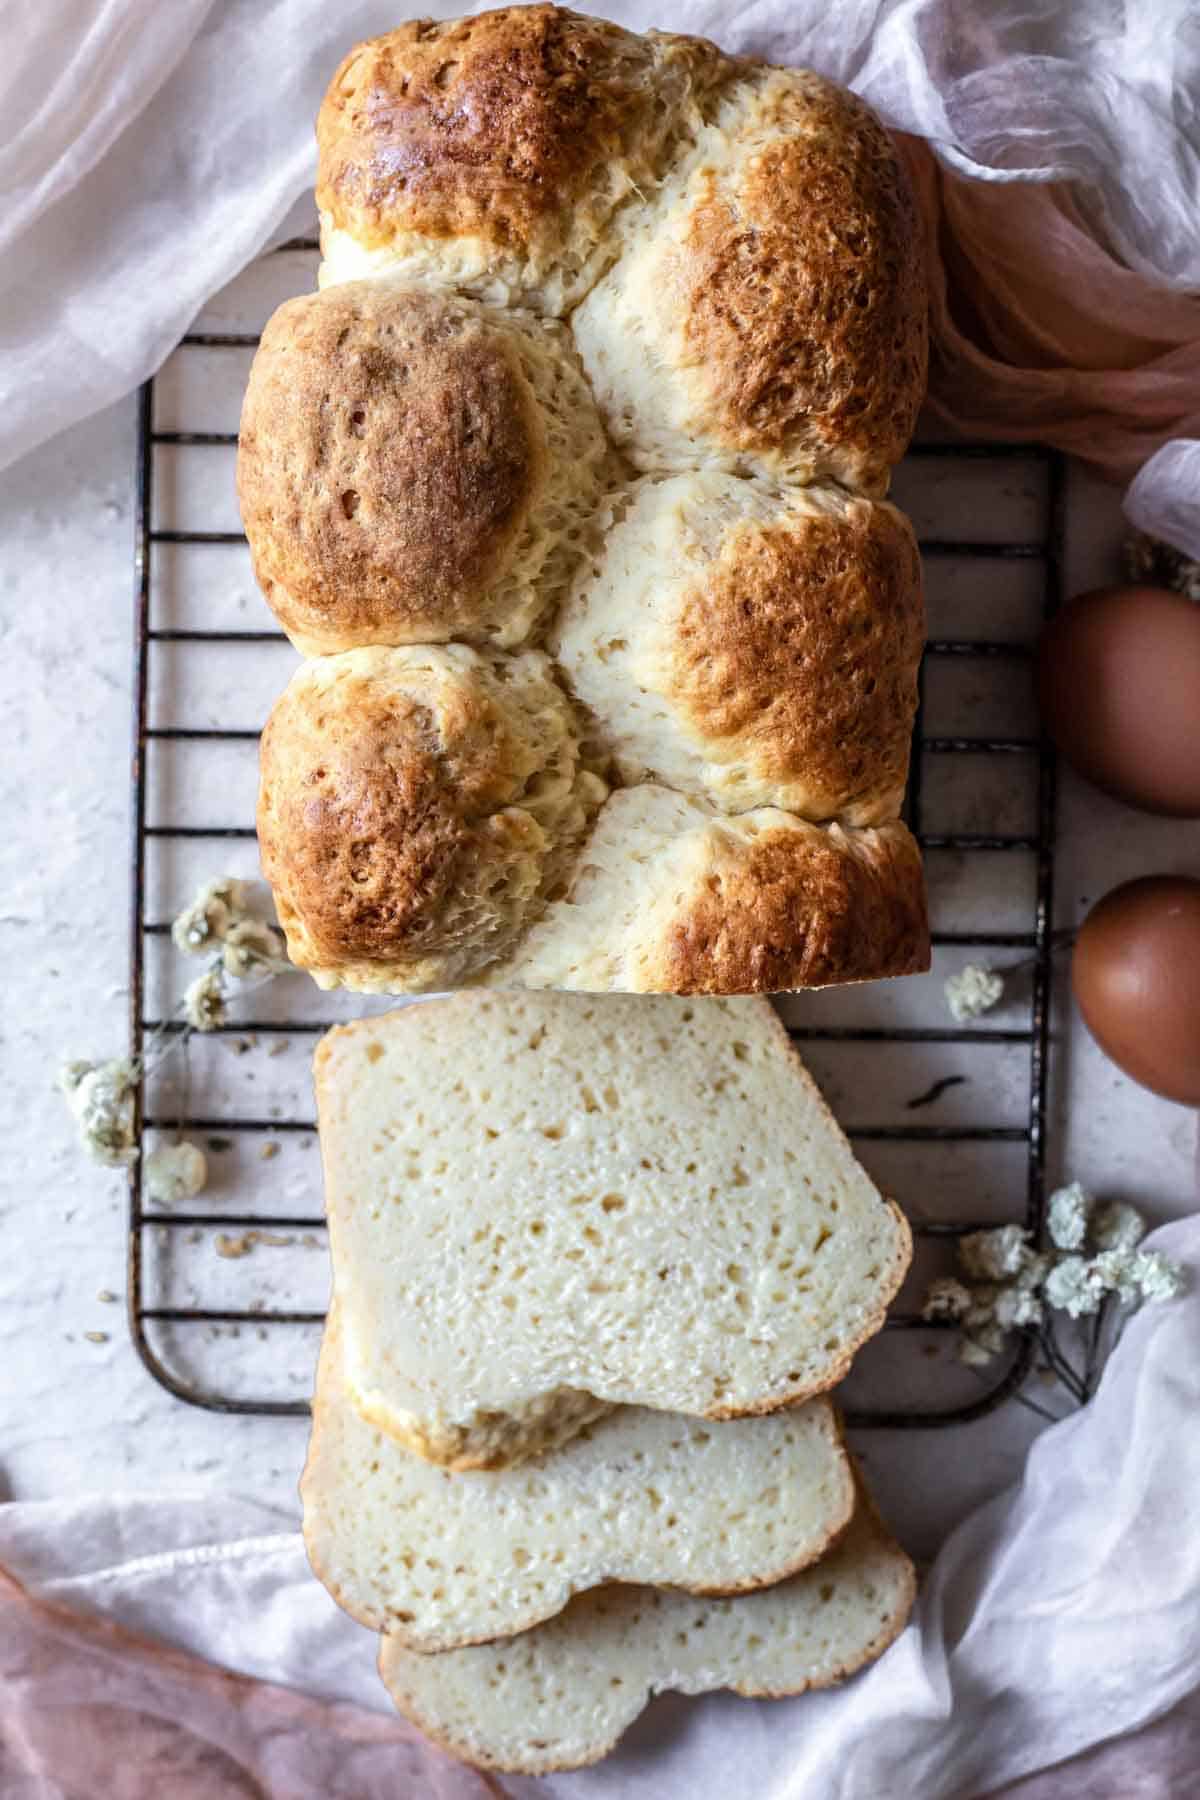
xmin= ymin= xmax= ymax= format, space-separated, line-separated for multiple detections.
xmin=1013 ymin=1389 xmax=1066 ymax=1424
xmin=964 ymin=1362 xmax=1064 ymax=1424
xmin=1082 ymin=1300 xmax=1108 ymax=1400
xmin=1037 ymin=1328 xmax=1087 ymax=1403
xmin=997 ymin=928 xmax=1078 ymax=979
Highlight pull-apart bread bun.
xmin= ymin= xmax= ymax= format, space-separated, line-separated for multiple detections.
xmin=572 ymin=65 xmax=926 ymax=495
xmin=316 ymin=993 xmax=911 ymax=1468
xmin=243 ymin=6 xmax=931 ymax=995
xmin=237 ymin=282 xmax=608 ymax=654
xmin=498 ymin=786 xmax=928 ymax=994
xmin=258 ymin=645 xmax=603 ymax=991
xmin=315 ymin=6 xmax=731 ymax=314
xmin=302 ymin=1305 xmax=855 ymax=1650
xmin=555 ymin=472 xmax=923 ymax=826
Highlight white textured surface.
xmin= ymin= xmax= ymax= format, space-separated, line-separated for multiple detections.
xmin=1 ymin=382 xmax=1195 ymax=1560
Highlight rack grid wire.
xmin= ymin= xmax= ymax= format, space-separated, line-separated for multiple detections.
xmin=126 ymin=238 xmax=1065 ymax=1427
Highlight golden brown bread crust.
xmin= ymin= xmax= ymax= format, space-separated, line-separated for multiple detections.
xmin=246 ymin=16 xmax=932 ymax=996
xmin=647 ymin=818 xmax=930 ymax=995
xmin=237 ymin=283 xmax=543 ymax=653
xmin=672 ymin=498 xmax=924 ymax=824
xmin=317 ymin=6 xmax=729 ymax=291
xmin=682 ymin=73 xmax=928 ymax=494
xmin=257 ymin=647 xmax=587 ymax=987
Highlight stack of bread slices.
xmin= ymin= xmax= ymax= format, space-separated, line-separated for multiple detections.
xmin=302 ymin=993 xmax=916 ymax=1772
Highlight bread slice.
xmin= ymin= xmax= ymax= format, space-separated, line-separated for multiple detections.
xmin=377 ymin=1494 xmax=916 ymax=1773
xmin=302 ymin=1306 xmax=855 ymax=1650
xmin=316 ymin=993 xmax=910 ymax=1468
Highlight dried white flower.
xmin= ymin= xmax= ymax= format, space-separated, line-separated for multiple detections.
xmin=945 ymin=963 xmax=1004 ymax=1022
xmin=1043 ymin=1255 xmax=1103 ymax=1318
xmin=959 ymin=1316 xmax=1009 ymax=1365
xmin=1087 ymin=1248 xmax=1142 ymax=1304
xmin=221 ymin=917 xmax=289 ymax=980
xmin=1047 ymin=1182 xmax=1091 ymax=1251
xmin=963 ymin=1290 xmax=996 ymax=1329
xmin=959 ymin=1224 xmax=1030 ymax=1282
xmin=172 ymin=877 xmax=249 ymax=955
xmin=1091 ymin=1201 xmax=1147 ymax=1254
xmin=1014 ymin=1249 xmax=1053 ymax=1291
xmin=921 ymin=1277 xmax=973 ymax=1323
xmin=1129 ymin=1249 xmax=1186 ymax=1304
xmin=144 ymin=1140 xmax=208 ymax=1206
xmin=993 ymin=1285 xmax=1044 ymax=1330
xmin=61 ymin=874 xmax=293 ymax=1193
xmin=184 ymin=967 xmax=227 ymax=1032
xmin=58 ymin=1059 xmax=138 ymax=1168
xmin=1123 ymin=529 xmax=1200 ymax=602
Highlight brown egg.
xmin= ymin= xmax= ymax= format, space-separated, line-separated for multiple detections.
xmin=1072 ymin=876 xmax=1200 ymax=1105
xmin=1037 ymin=584 xmax=1200 ymax=817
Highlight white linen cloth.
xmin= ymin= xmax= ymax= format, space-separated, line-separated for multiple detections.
xmin=1 ymin=0 xmax=1198 ymax=551
xmin=3 ymin=1216 xmax=1198 ymax=1797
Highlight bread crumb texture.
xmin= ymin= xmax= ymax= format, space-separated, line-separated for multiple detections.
xmin=244 ymin=6 xmax=930 ymax=995
xmin=316 ymin=993 xmax=911 ymax=1467
xmin=302 ymin=1304 xmax=855 ymax=1649
xmin=378 ymin=1491 xmax=916 ymax=1772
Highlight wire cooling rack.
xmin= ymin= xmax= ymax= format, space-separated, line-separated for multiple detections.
xmin=126 ymin=239 xmax=1064 ymax=1427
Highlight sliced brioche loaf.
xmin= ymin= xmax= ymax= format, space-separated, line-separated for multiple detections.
xmin=302 ymin=1307 xmax=855 ymax=1650
xmin=378 ymin=1493 xmax=916 ymax=1773
xmin=316 ymin=993 xmax=910 ymax=1468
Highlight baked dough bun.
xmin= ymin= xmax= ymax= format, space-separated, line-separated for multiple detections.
xmin=315 ymin=5 xmax=731 ymax=314
xmin=244 ymin=8 xmax=932 ymax=995
xmin=257 ymin=645 xmax=604 ymax=990
xmin=571 ymin=65 xmax=927 ymax=494
xmin=555 ymin=472 xmax=923 ymax=826
xmin=237 ymin=282 xmax=607 ymax=654
xmin=496 ymin=784 xmax=929 ymax=994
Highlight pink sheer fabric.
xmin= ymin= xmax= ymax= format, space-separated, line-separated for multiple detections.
xmin=0 ymin=1567 xmax=495 ymax=1800
xmin=900 ymin=136 xmax=1200 ymax=483
xmin=5 ymin=1556 xmax=1199 ymax=1800
xmin=987 ymin=1691 xmax=1200 ymax=1800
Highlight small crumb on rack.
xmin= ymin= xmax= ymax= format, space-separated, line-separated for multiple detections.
xmin=214 ymin=1229 xmax=295 ymax=1258
xmin=268 ymin=1039 xmax=290 ymax=1058
xmin=85 ymin=1331 xmax=110 ymax=1345
xmin=260 ymin=1142 xmax=281 ymax=1161
xmin=96 ymin=1289 xmax=118 ymax=1304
